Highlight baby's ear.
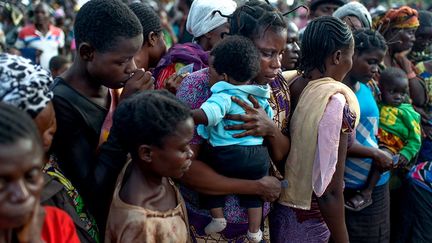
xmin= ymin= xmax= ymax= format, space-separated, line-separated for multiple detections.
xmin=138 ymin=145 xmax=152 ymax=163
xmin=78 ymin=42 xmax=95 ymax=62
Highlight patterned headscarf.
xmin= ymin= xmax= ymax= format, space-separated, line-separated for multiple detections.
xmin=0 ymin=53 xmax=53 ymax=118
xmin=374 ymin=6 xmax=419 ymax=33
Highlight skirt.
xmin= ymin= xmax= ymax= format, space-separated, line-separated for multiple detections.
xmin=268 ymin=202 xmax=330 ymax=243
xmin=345 ymin=183 xmax=390 ymax=243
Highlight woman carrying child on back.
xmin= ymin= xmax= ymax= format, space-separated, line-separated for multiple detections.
xmin=191 ymin=35 xmax=271 ymax=243
xmin=105 ymin=90 xmax=194 ymax=243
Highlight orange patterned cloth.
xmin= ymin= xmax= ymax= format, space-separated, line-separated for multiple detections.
xmin=378 ymin=128 xmax=405 ymax=155
xmin=374 ymin=6 xmax=419 ymax=30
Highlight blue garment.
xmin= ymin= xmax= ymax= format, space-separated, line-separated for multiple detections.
xmin=197 ymin=81 xmax=273 ymax=146
xmin=345 ymin=83 xmax=390 ymax=189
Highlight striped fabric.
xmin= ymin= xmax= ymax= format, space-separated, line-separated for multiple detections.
xmin=344 ymin=83 xmax=390 ymax=189
xmin=15 ymin=24 xmax=65 ymax=69
xmin=409 ymin=161 xmax=432 ymax=193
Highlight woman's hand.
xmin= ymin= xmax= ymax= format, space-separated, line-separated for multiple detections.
xmin=256 ymin=176 xmax=282 ymax=202
xmin=120 ymin=69 xmax=154 ymax=100
xmin=164 ymin=72 xmax=189 ymax=94
xmin=372 ymin=148 xmax=393 ymax=172
xmin=225 ymin=95 xmax=277 ymax=138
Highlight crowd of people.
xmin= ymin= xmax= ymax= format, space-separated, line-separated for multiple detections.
xmin=1 ymin=0 xmax=432 ymax=242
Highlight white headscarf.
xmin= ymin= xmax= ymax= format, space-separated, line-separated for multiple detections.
xmin=186 ymin=0 xmax=237 ymax=38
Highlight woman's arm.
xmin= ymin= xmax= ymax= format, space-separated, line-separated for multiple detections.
xmin=348 ymin=143 xmax=393 ymax=172
xmin=317 ymin=133 xmax=349 ymax=243
xmin=224 ymin=96 xmax=290 ymax=164
xmin=180 ymin=145 xmax=282 ymax=202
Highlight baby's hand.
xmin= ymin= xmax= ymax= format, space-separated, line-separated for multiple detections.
xmin=396 ymin=155 xmax=409 ymax=168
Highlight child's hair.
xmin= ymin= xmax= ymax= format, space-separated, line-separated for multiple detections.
xmin=113 ymin=90 xmax=192 ymax=159
xmin=380 ymin=67 xmax=408 ymax=87
xmin=299 ymin=16 xmax=353 ymax=76
xmin=353 ymin=29 xmax=387 ymax=55
xmin=210 ymin=35 xmax=260 ymax=83
xmin=0 ymin=102 xmax=42 ymax=151
xmin=74 ymin=0 xmax=143 ymax=52
xmin=228 ymin=0 xmax=286 ymax=41
xmin=49 ymin=55 xmax=69 ymax=72
xmin=129 ymin=2 xmax=162 ymax=44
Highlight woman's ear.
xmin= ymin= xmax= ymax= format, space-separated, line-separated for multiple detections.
xmin=78 ymin=42 xmax=95 ymax=62
xmin=332 ymin=49 xmax=342 ymax=65
xmin=138 ymin=145 xmax=152 ymax=163
xmin=148 ymin=31 xmax=158 ymax=47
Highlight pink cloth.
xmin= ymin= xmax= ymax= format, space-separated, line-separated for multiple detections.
xmin=313 ymin=93 xmax=346 ymax=197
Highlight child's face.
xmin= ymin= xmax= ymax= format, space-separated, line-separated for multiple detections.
xmin=149 ymin=118 xmax=194 ymax=179
xmin=86 ymin=35 xmax=143 ymax=89
xmin=0 ymin=139 xmax=43 ymax=229
xmin=350 ymin=49 xmax=386 ymax=83
xmin=381 ymin=77 xmax=409 ymax=106
xmin=34 ymin=102 xmax=57 ymax=153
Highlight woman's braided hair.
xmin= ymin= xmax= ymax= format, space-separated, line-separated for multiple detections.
xmin=298 ymin=16 xmax=353 ymax=77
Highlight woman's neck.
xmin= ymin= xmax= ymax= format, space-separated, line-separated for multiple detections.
xmin=343 ymin=75 xmax=360 ymax=92
xmin=131 ymin=161 xmax=163 ymax=187
xmin=196 ymin=37 xmax=211 ymax=52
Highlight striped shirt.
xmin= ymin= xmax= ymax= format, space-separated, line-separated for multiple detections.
xmin=344 ymin=83 xmax=390 ymax=189
xmin=15 ymin=24 xmax=64 ymax=69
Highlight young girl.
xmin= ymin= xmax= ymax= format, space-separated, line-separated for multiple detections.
xmin=105 ymin=90 xmax=194 ymax=243
xmin=192 ymin=35 xmax=270 ymax=242
xmin=0 ymin=103 xmax=80 ymax=243
xmin=271 ymin=16 xmax=359 ymax=243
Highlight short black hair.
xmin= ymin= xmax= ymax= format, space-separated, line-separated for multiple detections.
xmin=0 ymin=102 xmax=42 ymax=153
xmin=298 ymin=16 xmax=353 ymax=76
xmin=353 ymin=29 xmax=387 ymax=55
xmin=210 ymin=35 xmax=260 ymax=83
xmin=229 ymin=0 xmax=287 ymax=41
xmin=380 ymin=67 xmax=407 ymax=87
xmin=74 ymin=0 xmax=143 ymax=52
xmin=49 ymin=55 xmax=69 ymax=71
xmin=113 ymin=90 xmax=192 ymax=159
xmin=129 ymin=2 xmax=162 ymax=44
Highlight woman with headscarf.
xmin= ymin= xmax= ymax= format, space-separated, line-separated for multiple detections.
xmin=0 ymin=53 xmax=99 ymax=243
xmin=153 ymin=0 xmax=237 ymax=92
xmin=409 ymin=10 xmax=432 ymax=162
xmin=375 ymin=6 xmax=423 ymax=106
xmin=374 ymin=7 xmax=425 ymax=241
xmin=333 ymin=1 xmax=372 ymax=30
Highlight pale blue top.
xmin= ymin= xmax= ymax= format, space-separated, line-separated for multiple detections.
xmin=197 ymin=81 xmax=273 ymax=146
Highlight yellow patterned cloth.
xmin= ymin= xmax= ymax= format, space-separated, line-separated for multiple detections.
xmin=374 ymin=6 xmax=419 ymax=30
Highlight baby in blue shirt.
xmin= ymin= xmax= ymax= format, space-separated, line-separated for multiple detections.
xmin=192 ymin=35 xmax=272 ymax=242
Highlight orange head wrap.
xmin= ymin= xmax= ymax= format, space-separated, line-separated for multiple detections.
xmin=374 ymin=6 xmax=419 ymax=33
